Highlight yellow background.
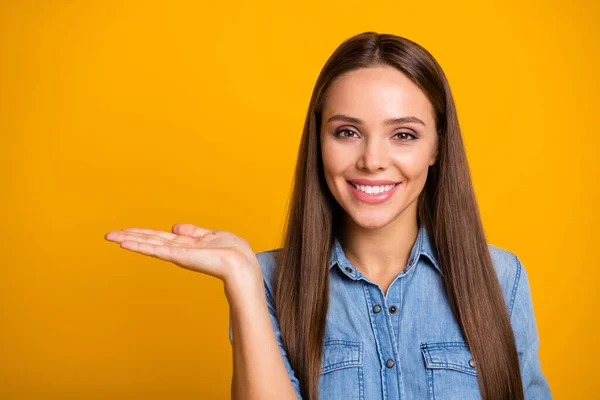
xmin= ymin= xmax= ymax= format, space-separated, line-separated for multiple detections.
xmin=1 ymin=0 xmax=597 ymax=398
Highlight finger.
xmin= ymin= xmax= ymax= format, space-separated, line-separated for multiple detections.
xmin=120 ymin=240 xmax=176 ymax=262
xmin=172 ymin=223 xmax=212 ymax=238
xmin=121 ymin=227 xmax=178 ymax=241
xmin=105 ymin=231 xmax=167 ymax=246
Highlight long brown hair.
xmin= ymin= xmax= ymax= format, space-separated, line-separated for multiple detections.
xmin=274 ymin=32 xmax=524 ymax=400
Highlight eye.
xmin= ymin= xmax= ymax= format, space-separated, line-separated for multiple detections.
xmin=334 ymin=128 xmax=359 ymax=139
xmin=394 ymin=131 xmax=417 ymax=141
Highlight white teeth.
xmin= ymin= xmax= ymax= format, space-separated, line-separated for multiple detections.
xmin=351 ymin=183 xmax=398 ymax=194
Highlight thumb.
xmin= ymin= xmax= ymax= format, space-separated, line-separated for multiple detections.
xmin=172 ymin=223 xmax=211 ymax=238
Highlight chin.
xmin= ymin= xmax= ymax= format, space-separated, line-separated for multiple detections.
xmin=348 ymin=211 xmax=395 ymax=230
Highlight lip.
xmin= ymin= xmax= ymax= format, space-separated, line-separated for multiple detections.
xmin=347 ymin=179 xmax=400 ymax=186
xmin=347 ymin=180 xmax=401 ymax=205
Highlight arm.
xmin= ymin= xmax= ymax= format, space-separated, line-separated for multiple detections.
xmin=510 ymin=255 xmax=552 ymax=399
xmin=103 ymin=225 xmax=300 ymax=399
xmin=226 ymin=260 xmax=303 ymax=400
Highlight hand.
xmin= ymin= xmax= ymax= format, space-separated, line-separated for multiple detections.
xmin=104 ymin=224 xmax=260 ymax=282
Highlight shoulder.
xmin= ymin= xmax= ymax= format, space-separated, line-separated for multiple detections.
xmin=486 ymin=243 xmax=525 ymax=318
xmin=255 ymin=248 xmax=282 ymax=301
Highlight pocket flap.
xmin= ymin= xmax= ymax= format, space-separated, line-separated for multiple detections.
xmin=320 ymin=339 xmax=363 ymax=374
xmin=420 ymin=341 xmax=477 ymax=376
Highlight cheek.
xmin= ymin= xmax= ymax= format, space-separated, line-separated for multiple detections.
xmin=393 ymin=151 xmax=432 ymax=179
xmin=321 ymin=141 xmax=348 ymax=176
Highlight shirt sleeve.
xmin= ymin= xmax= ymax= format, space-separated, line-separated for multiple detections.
xmin=228 ymin=251 xmax=304 ymax=399
xmin=510 ymin=255 xmax=553 ymax=399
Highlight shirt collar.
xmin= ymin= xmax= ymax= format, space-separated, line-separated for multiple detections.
xmin=329 ymin=222 xmax=442 ymax=276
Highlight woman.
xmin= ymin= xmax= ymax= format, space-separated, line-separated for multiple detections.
xmin=105 ymin=32 xmax=552 ymax=399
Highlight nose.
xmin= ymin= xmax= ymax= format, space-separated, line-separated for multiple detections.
xmin=357 ymin=136 xmax=389 ymax=172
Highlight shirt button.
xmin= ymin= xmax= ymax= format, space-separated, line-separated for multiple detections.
xmin=386 ymin=359 xmax=395 ymax=368
xmin=373 ymin=305 xmax=381 ymax=313
xmin=389 ymin=305 xmax=397 ymax=314
xmin=469 ymin=359 xmax=476 ymax=368
xmin=345 ymin=267 xmax=353 ymax=273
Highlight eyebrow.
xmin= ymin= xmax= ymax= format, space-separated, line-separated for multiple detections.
xmin=326 ymin=114 xmax=426 ymax=126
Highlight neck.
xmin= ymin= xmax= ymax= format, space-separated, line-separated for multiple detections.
xmin=337 ymin=208 xmax=419 ymax=278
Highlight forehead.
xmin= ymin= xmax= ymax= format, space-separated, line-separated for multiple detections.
xmin=322 ymin=66 xmax=435 ymax=127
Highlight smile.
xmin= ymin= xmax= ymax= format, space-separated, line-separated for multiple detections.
xmin=346 ymin=180 xmax=401 ymax=205
xmin=348 ymin=182 xmax=399 ymax=194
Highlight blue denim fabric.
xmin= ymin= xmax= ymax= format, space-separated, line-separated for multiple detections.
xmin=229 ymin=223 xmax=552 ymax=399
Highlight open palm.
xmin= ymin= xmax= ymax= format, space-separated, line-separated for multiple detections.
xmin=104 ymin=223 xmax=257 ymax=281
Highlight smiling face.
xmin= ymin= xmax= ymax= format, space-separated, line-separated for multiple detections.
xmin=320 ymin=65 xmax=439 ymax=230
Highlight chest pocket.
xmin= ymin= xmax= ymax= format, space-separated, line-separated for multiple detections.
xmin=319 ymin=339 xmax=364 ymax=400
xmin=420 ymin=341 xmax=482 ymax=400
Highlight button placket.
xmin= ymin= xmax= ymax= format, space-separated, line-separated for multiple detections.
xmin=384 ymin=277 xmax=402 ymax=366
xmin=363 ymin=282 xmax=401 ymax=399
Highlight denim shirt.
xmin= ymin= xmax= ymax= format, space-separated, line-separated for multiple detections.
xmin=229 ymin=224 xmax=552 ymax=399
